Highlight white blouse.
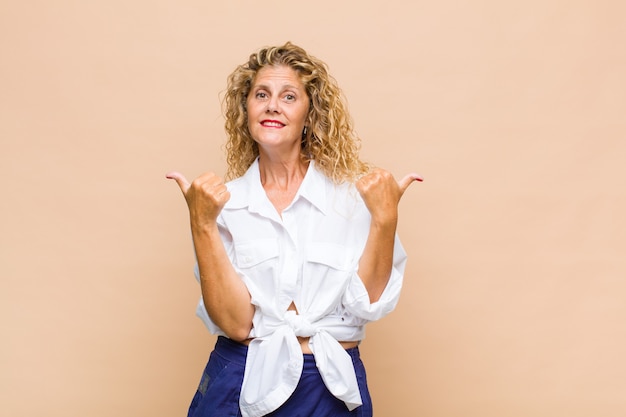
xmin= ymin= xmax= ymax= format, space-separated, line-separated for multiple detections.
xmin=194 ymin=159 xmax=407 ymax=417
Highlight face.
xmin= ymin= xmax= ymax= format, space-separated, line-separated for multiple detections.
xmin=246 ymin=65 xmax=310 ymax=157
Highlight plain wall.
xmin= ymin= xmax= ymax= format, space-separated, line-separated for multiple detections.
xmin=1 ymin=1 xmax=625 ymax=416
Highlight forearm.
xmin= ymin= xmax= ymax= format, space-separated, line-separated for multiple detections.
xmin=192 ymin=223 xmax=254 ymax=341
xmin=357 ymin=217 xmax=398 ymax=303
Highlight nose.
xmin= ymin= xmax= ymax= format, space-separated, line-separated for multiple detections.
xmin=266 ymin=97 xmax=280 ymax=113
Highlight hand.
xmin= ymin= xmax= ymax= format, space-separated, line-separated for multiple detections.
xmin=166 ymin=171 xmax=230 ymax=227
xmin=356 ymin=168 xmax=423 ymax=224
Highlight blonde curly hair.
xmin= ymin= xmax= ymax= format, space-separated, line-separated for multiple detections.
xmin=222 ymin=42 xmax=370 ymax=183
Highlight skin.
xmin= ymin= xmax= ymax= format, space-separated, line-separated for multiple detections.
xmin=167 ymin=64 xmax=422 ymax=347
xmin=246 ymin=65 xmax=311 ymax=213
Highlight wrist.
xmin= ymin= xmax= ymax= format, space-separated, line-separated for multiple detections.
xmin=190 ymin=219 xmax=220 ymax=239
xmin=370 ymin=211 xmax=398 ymax=228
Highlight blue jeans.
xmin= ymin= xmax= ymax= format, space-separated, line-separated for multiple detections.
xmin=188 ymin=336 xmax=373 ymax=417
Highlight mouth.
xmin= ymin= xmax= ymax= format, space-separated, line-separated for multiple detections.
xmin=260 ymin=120 xmax=285 ymax=128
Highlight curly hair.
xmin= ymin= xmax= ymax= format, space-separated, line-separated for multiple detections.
xmin=222 ymin=42 xmax=370 ymax=183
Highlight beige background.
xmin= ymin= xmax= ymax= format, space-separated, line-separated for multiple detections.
xmin=1 ymin=1 xmax=625 ymax=416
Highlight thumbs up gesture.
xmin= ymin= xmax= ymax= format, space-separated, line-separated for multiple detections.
xmin=356 ymin=168 xmax=423 ymax=224
xmin=166 ymin=171 xmax=230 ymax=227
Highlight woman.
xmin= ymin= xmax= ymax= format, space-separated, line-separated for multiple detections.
xmin=167 ymin=42 xmax=422 ymax=417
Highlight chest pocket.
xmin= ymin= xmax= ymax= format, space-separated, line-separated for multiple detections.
xmin=234 ymin=238 xmax=279 ymax=269
xmin=306 ymin=242 xmax=352 ymax=271
xmin=301 ymin=243 xmax=354 ymax=310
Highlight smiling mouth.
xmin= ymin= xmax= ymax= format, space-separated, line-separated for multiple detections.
xmin=261 ymin=120 xmax=285 ymax=128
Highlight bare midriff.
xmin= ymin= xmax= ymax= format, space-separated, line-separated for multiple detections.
xmin=241 ymin=337 xmax=358 ymax=354
xmin=298 ymin=336 xmax=359 ymax=353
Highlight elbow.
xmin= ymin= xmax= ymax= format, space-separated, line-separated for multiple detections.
xmin=204 ymin=297 xmax=254 ymax=342
xmin=225 ymin=323 xmax=253 ymax=343
xmin=217 ymin=308 xmax=254 ymax=342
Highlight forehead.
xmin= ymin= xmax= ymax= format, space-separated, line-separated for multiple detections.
xmin=251 ymin=65 xmax=306 ymax=90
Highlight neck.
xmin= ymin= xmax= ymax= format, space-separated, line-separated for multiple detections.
xmin=258 ymin=154 xmax=309 ymax=191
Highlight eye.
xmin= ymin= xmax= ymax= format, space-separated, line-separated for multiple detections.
xmin=255 ymin=91 xmax=267 ymax=99
xmin=284 ymin=94 xmax=296 ymax=101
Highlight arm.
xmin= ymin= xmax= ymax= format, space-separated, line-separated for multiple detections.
xmin=356 ymin=168 xmax=422 ymax=303
xmin=167 ymin=171 xmax=254 ymax=342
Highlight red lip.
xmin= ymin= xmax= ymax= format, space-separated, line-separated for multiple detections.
xmin=260 ymin=119 xmax=285 ymax=127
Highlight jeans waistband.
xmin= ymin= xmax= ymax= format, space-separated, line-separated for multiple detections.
xmin=214 ymin=335 xmax=361 ymax=372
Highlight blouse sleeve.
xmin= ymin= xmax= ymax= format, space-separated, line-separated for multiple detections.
xmin=342 ymin=235 xmax=407 ymax=321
